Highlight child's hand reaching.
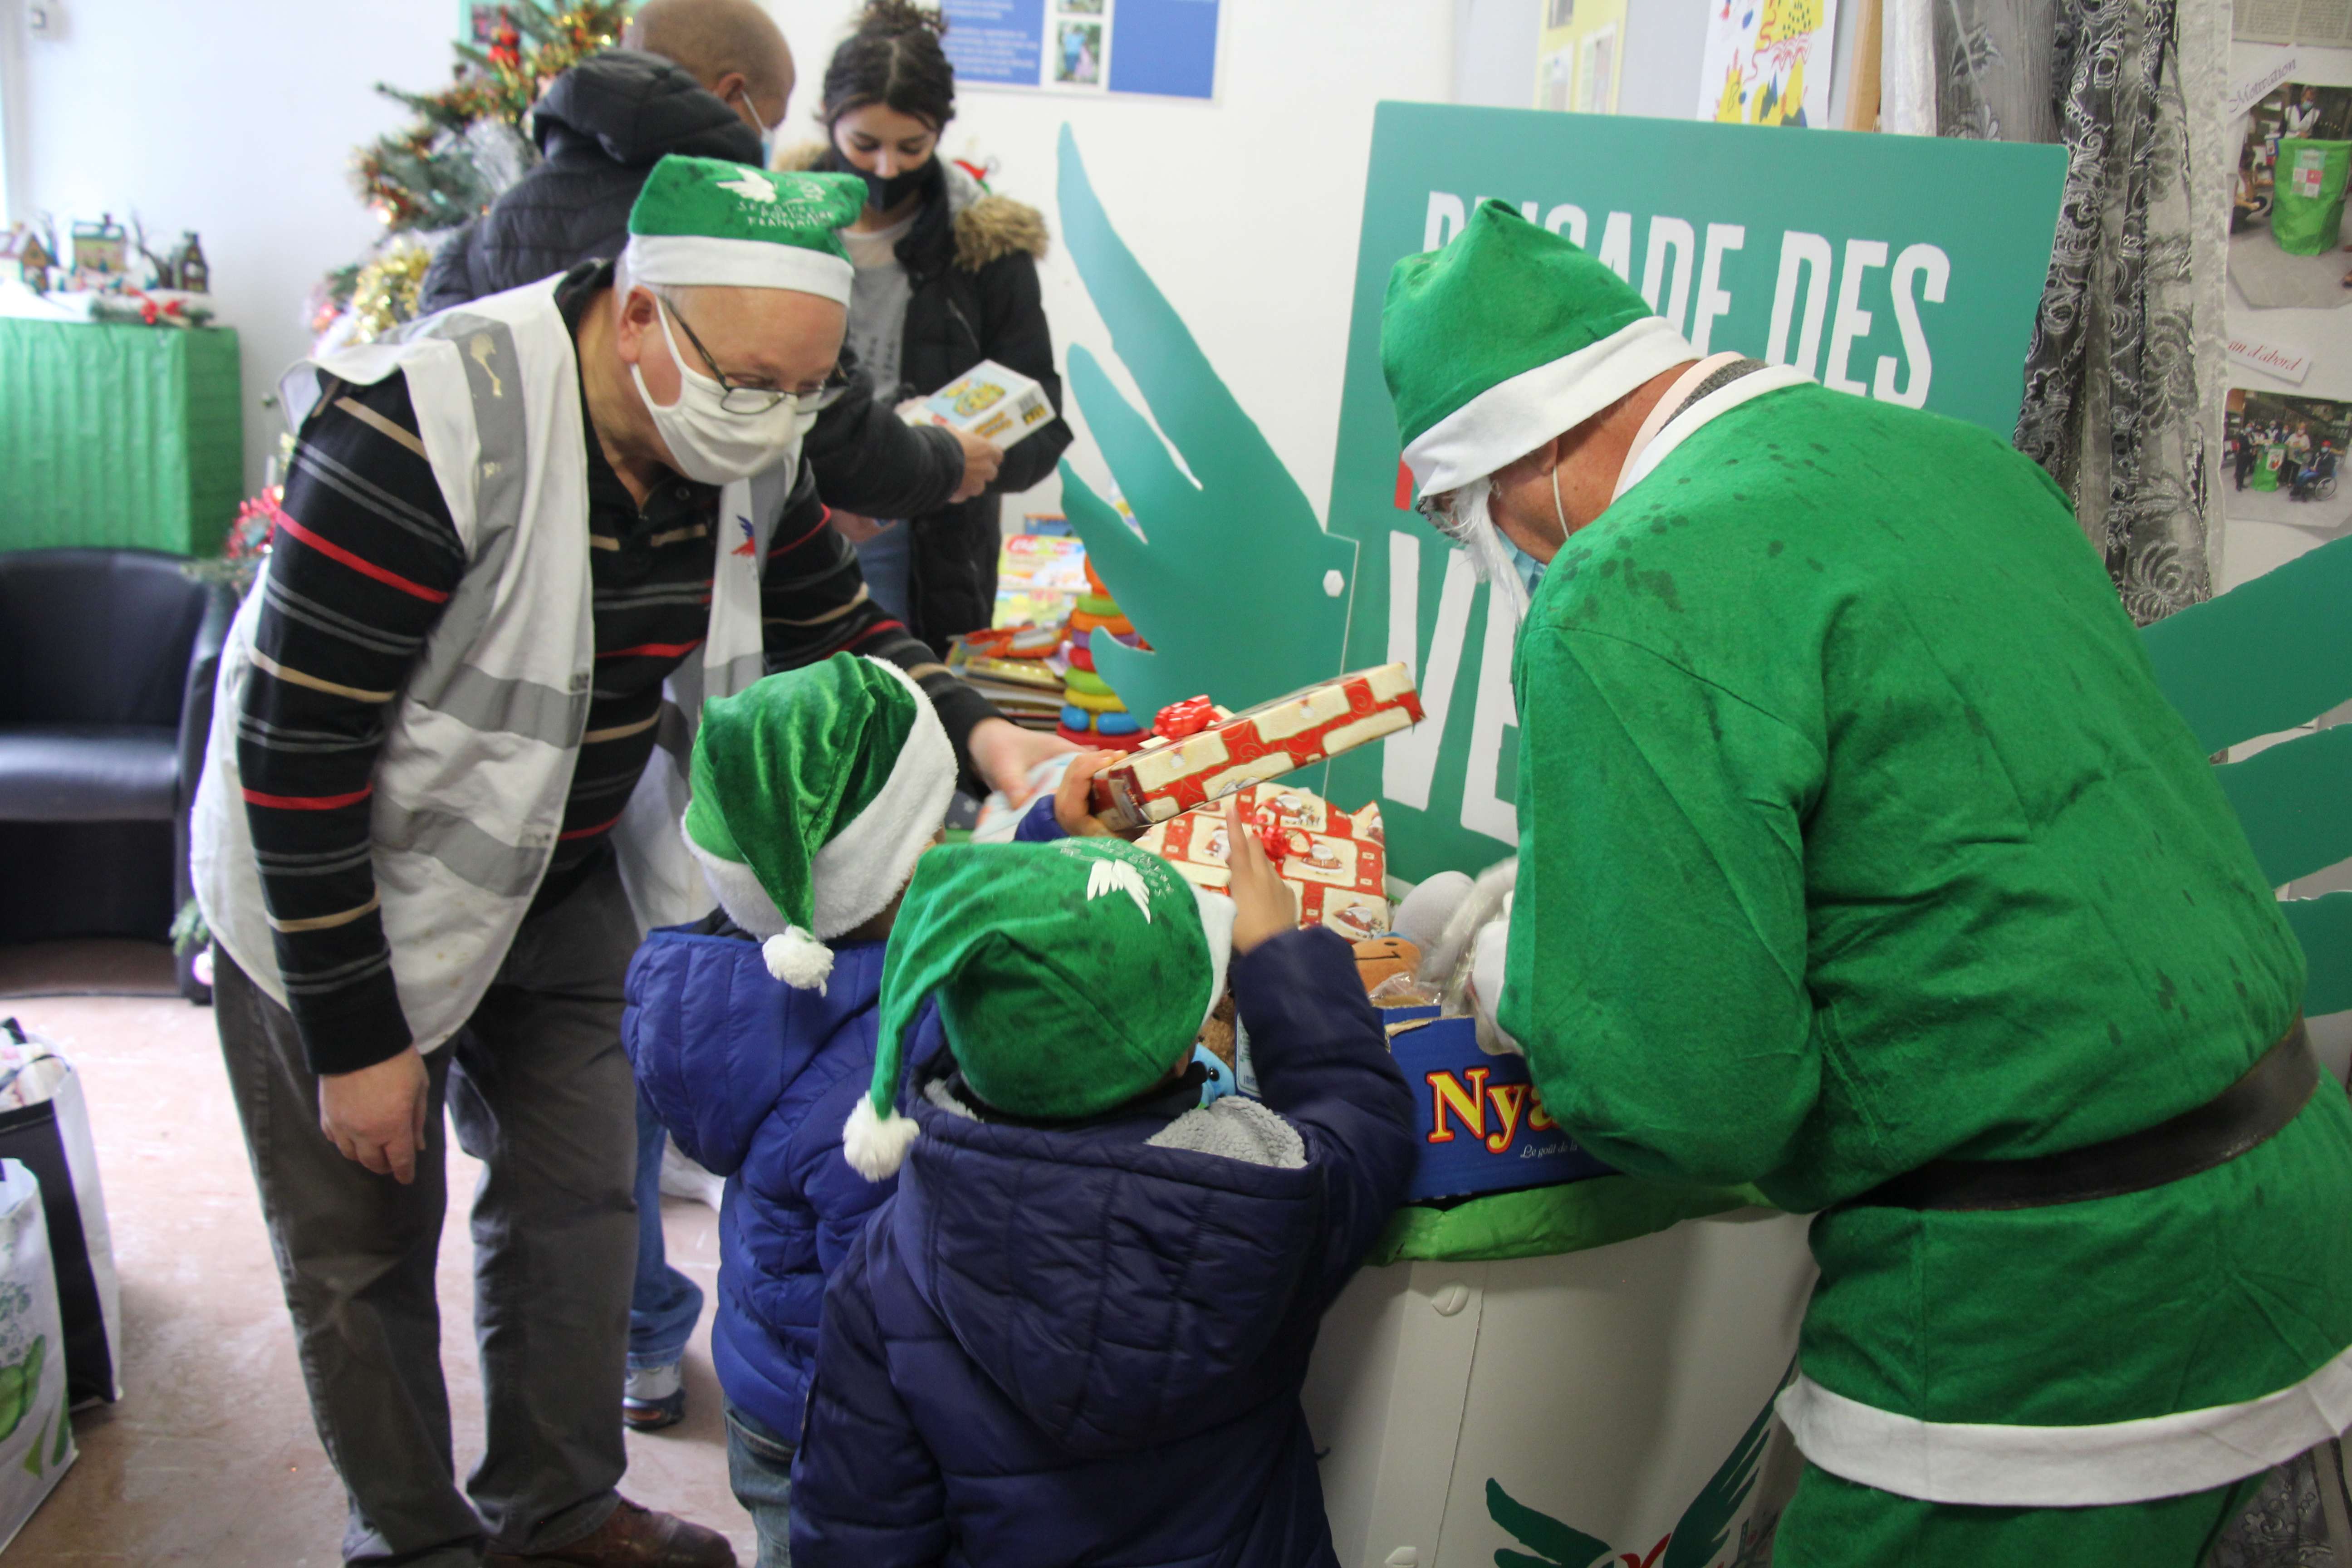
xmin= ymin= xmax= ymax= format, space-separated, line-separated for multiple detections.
xmin=1054 ymin=750 xmax=1142 ymax=838
xmin=1225 ymin=796 xmax=1296 ymax=953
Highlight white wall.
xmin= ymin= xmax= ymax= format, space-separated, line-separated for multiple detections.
xmin=5 ymin=0 xmax=1456 ymax=513
xmin=6 ymin=0 xmax=463 ymax=491
xmin=762 ymin=0 xmax=1456 ymax=524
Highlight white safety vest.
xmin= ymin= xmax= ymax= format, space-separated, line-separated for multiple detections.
xmin=193 ymin=276 xmax=790 ymax=1052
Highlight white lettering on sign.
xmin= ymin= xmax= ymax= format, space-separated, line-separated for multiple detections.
xmin=1383 ymin=530 xmax=1477 ymax=811
xmin=2226 ymin=337 xmax=2313 ymax=385
xmin=1823 ymin=238 xmax=1891 ymax=397
xmin=1462 ymin=581 xmax=1520 ymax=845
xmin=1640 ymin=216 xmax=1697 ymax=335
xmin=1692 ymin=223 xmax=1746 ymax=355
xmin=1596 ymin=211 xmax=1634 ymax=283
xmin=1424 ymin=191 xmax=1467 ymax=251
xmin=1411 ymin=195 xmax=1953 ymax=413
xmin=1876 ymin=244 xmax=1949 ymax=407
xmin=1767 ymin=231 xmax=1834 ymax=378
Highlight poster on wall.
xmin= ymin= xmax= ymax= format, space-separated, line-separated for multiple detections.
xmin=1317 ymin=106 xmax=2064 ymax=880
xmin=1534 ymin=0 xmax=1628 ymax=114
xmin=940 ymin=0 xmax=1222 ymax=100
xmin=1696 ymin=0 xmax=1837 ymax=127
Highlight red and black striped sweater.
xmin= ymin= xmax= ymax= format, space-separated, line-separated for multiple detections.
xmin=237 ymin=265 xmax=992 ymax=1074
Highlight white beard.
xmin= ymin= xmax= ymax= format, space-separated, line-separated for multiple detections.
xmin=1450 ymin=476 xmax=1532 ymax=629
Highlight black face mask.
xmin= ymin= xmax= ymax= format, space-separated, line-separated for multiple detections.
xmin=823 ymin=141 xmax=933 ymax=210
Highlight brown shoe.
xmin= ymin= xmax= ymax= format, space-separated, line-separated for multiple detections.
xmin=485 ymin=1498 xmax=737 ymax=1568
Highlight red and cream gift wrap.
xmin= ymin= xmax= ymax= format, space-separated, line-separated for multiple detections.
xmin=1087 ymin=663 xmax=1423 ymax=832
xmin=1137 ymin=785 xmax=1392 ymax=941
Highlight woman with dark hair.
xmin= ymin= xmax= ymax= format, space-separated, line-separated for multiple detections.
xmin=779 ymin=0 xmax=1075 ymax=655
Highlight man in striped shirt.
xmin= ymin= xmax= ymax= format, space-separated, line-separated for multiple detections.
xmin=197 ymin=162 xmax=1068 ymax=1568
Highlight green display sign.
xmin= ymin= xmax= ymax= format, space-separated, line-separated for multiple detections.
xmin=1321 ymin=104 xmax=2067 ymax=881
xmin=1057 ymin=106 xmax=2066 ymax=883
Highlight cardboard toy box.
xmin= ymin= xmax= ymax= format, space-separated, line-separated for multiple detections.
xmin=902 ymin=359 xmax=1056 ymax=449
xmin=1089 ymin=663 xmax=1423 ymax=832
xmin=1138 ymin=783 xmax=1392 ymax=941
xmin=1382 ymin=1010 xmax=1617 ymax=1204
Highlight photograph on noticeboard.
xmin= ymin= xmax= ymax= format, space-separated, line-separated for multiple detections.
xmin=2233 ymin=83 xmax=2352 ymax=310
xmin=1055 ymin=20 xmax=1104 ymax=84
xmin=2225 ymin=387 xmax=2352 ymax=537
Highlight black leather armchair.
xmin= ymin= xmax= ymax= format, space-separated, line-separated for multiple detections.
xmin=0 ymin=549 xmax=235 ymax=1000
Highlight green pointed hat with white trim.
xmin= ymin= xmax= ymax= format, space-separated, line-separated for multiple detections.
xmin=622 ymin=155 xmax=867 ymax=304
xmin=682 ymin=654 xmax=959 ymax=990
xmin=841 ymin=837 xmax=1237 ymax=1181
xmin=1382 ymin=197 xmax=1696 ymax=499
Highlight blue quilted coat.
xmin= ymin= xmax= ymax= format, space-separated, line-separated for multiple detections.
xmin=788 ymin=926 xmax=1416 ymax=1567
xmin=623 ymin=921 xmax=934 ymax=1441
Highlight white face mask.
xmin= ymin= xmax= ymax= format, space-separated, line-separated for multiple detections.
xmin=629 ymin=293 xmax=807 ymax=485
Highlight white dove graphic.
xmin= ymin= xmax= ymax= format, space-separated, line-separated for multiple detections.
xmin=715 ymin=168 xmax=778 ymax=203
xmin=1085 ymin=858 xmax=1154 ymax=922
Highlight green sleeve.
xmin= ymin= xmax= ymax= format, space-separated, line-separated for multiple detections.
xmin=1502 ymin=622 xmax=1824 ymax=1187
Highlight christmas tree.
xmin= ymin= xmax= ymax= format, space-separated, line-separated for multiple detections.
xmin=323 ymin=1 xmax=635 ymax=343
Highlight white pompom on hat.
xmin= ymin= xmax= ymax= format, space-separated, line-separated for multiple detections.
xmin=679 ymin=654 xmax=958 ymax=992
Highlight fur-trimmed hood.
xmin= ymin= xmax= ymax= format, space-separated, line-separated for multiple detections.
xmin=774 ymin=140 xmax=1050 ymax=271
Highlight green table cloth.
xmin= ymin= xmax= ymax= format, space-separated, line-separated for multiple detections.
xmin=0 ymin=318 xmax=245 ymax=558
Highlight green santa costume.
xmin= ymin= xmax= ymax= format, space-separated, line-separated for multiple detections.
xmin=680 ymin=653 xmax=960 ymax=993
xmin=1383 ymin=200 xmax=2352 ymax=1563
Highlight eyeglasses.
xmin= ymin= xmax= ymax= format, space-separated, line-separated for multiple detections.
xmin=659 ymin=295 xmax=822 ymax=416
xmin=1414 ymin=487 xmax=1471 ymax=541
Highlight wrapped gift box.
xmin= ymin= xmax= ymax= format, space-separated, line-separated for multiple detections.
xmin=1089 ymin=663 xmax=1422 ymax=831
xmin=1138 ymin=784 xmax=1393 ymax=941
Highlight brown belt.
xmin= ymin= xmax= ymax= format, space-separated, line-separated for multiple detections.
xmin=1845 ymin=1019 xmax=2319 ymax=1212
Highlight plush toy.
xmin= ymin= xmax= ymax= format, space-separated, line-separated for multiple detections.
xmin=1197 ymin=991 xmax=1238 ymax=1067
xmin=1353 ymin=936 xmax=1421 ymax=994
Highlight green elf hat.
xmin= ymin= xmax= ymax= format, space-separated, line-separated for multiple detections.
xmin=842 ymin=837 xmax=1238 ymax=1181
xmin=622 ymin=155 xmax=867 ymax=304
xmin=1382 ymin=197 xmax=1696 ymax=500
xmin=681 ymin=654 xmax=958 ymax=991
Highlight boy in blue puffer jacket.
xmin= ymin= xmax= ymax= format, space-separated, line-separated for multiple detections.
xmin=626 ymin=653 xmax=1126 ymax=1568
xmin=791 ymin=813 xmax=1416 ymax=1568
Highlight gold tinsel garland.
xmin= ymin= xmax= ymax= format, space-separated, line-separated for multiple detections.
xmin=347 ymin=244 xmax=435 ymax=344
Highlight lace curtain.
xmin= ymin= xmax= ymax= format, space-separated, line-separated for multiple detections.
xmin=1934 ymin=0 xmax=2227 ymax=623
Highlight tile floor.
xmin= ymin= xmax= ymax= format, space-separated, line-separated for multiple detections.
xmin=0 ymin=941 xmax=753 ymax=1565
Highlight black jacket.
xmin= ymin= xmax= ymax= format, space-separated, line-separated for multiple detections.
xmin=419 ymin=50 xmax=965 ymax=521
xmin=784 ymin=147 xmax=1076 ymax=652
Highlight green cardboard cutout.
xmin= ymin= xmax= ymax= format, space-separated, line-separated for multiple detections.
xmin=2145 ymin=534 xmax=2352 ymax=1015
xmin=1054 ymin=126 xmax=1354 ymax=725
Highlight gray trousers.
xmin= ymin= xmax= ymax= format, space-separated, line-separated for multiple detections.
xmin=215 ymin=858 xmax=642 ymax=1567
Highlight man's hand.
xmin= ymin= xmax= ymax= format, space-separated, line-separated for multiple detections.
xmin=319 ymin=1047 xmax=431 ymax=1185
xmin=830 ymin=510 xmax=891 ymax=545
xmin=1225 ymin=796 xmax=1296 ymax=954
xmin=1053 ymin=748 xmax=1141 ymax=838
xmin=947 ymin=429 xmax=1004 ymax=503
xmin=966 ymin=717 xmax=1078 ymax=806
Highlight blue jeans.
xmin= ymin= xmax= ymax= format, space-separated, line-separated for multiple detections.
xmin=850 ymin=520 xmax=912 ymax=627
xmin=724 ymin=1400 xmax=795 ymax=1568
xmin=629 ymin=1090 xmax=704 ymax=1369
